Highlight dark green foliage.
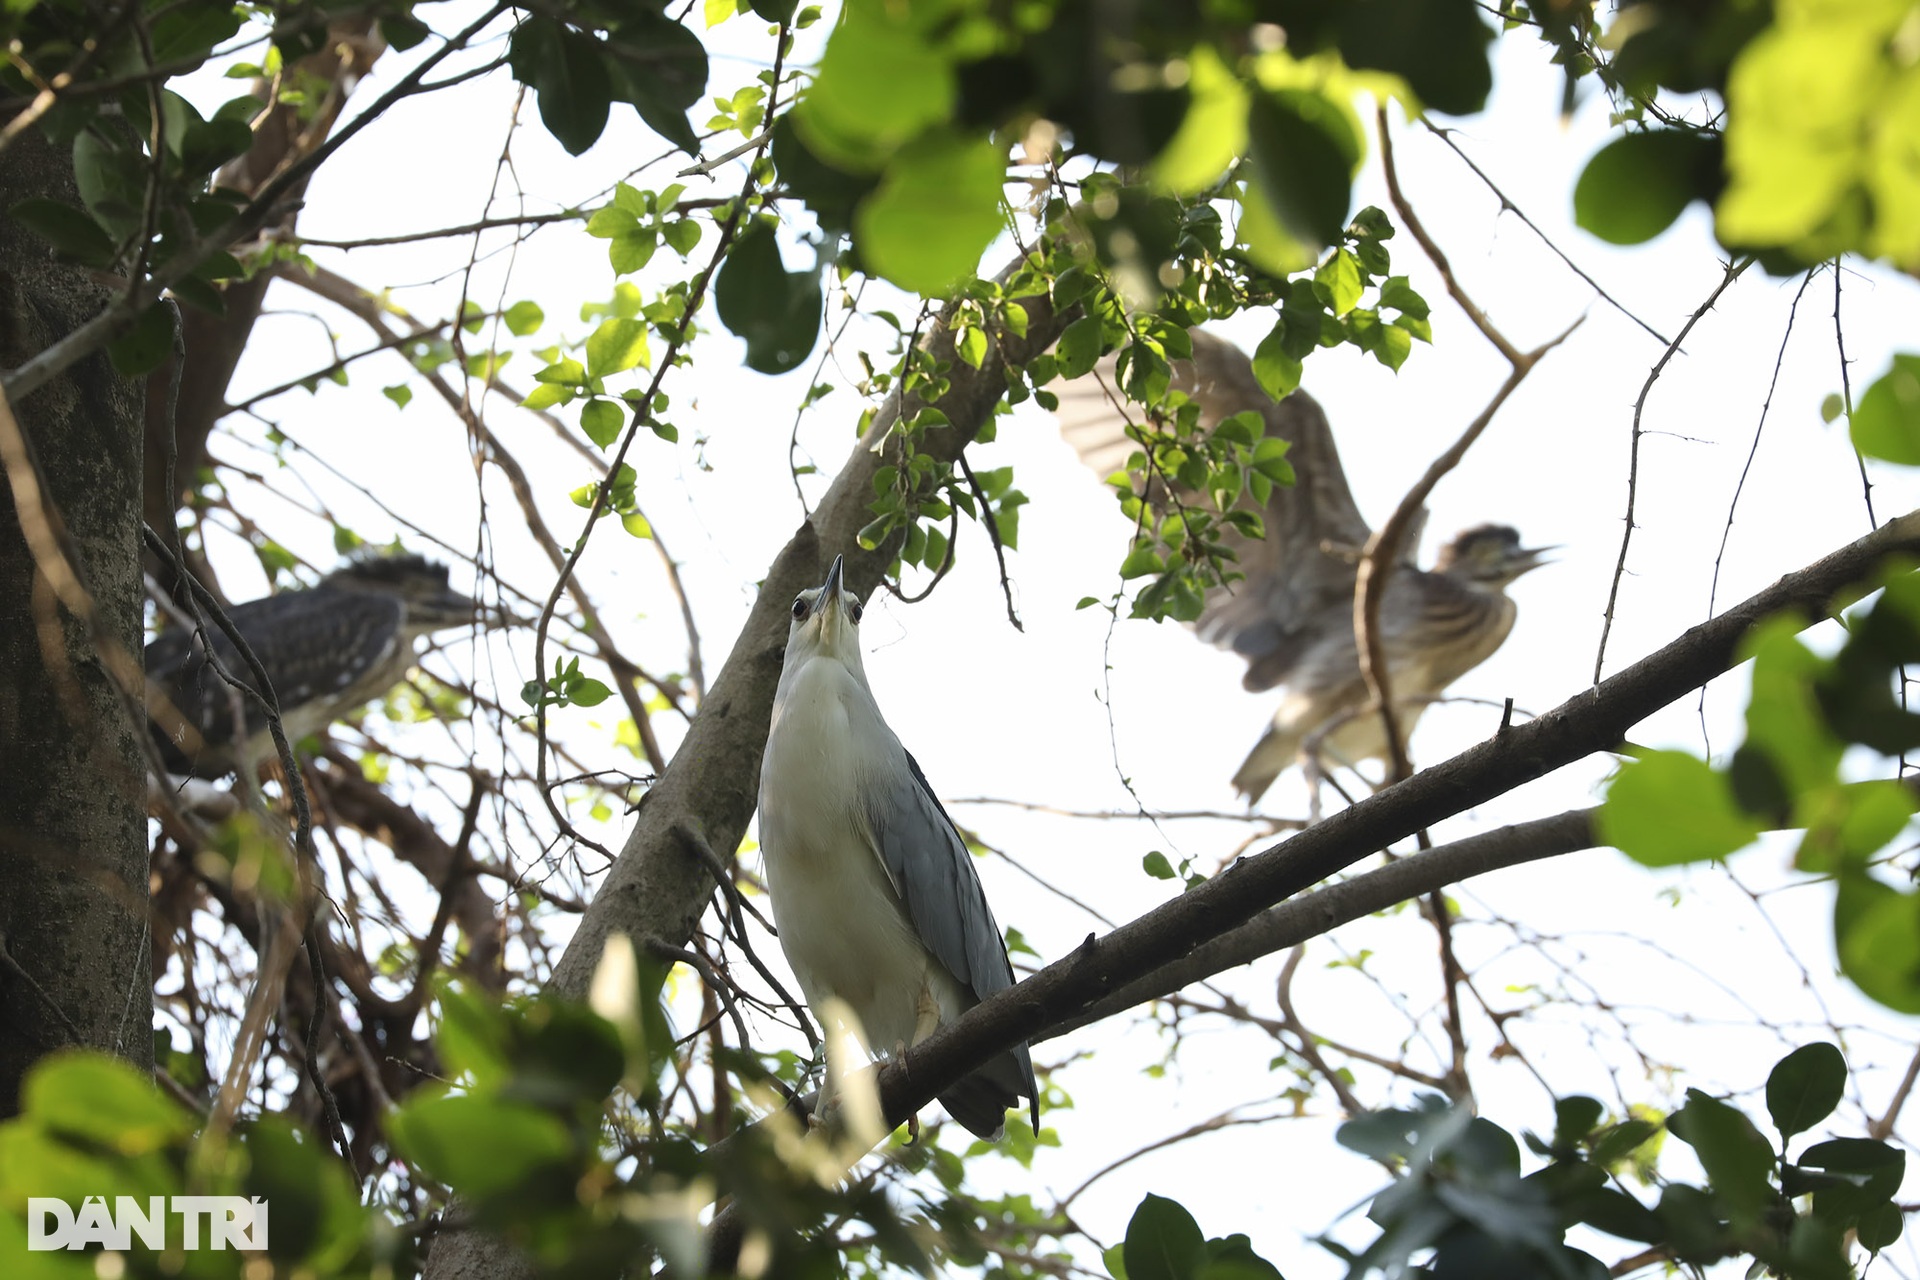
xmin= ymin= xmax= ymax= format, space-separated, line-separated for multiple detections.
xmin=506 ymin=10 xmax=709 ymax=157
xmin=713 ymin=216 xmax=824 ymax=374
xmin=1321 ymin=1045 xmax=1904 ymax=1278
xmin=1574 ymin=129 xmax=1723 ymax=245
xmin=1109 ymin=1192 xmax=1287 ymax=1280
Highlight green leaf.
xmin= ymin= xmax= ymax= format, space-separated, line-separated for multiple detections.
xmin=1597 ymin=749 xmax=1764 ymax=867
xmin=604 ymin=9 xmax=708 ymax=155
xmin=107 ymin=304 xmax=176 ymax=378
xmin=713 ymin=217 xmax=823 ymax=374
xmin=855 ymin=130 xmax=1005 ymax=296
xmin=1767 ymin=1043 xmax=1846 ymax=1140
xmin=382 ymin=384 xmax=412 ymax=409
xmin=1667 ymin=1089 xmax=1776 ymax=1228
xmin=24 ymin=1052 xmax=193 ymax=1152
xmin=1235 ymin=177 xmax=1315 ymax=276
xmin=1251 ymin=438 xmax=1295 ymax=485
xmin=1123 ymin=1193 xmax=1205 ymax=1280
xmin=1119 ymin=546 xmax=1165 ymax=580
xmin=1798 ymin=1137 xmax=1905 ymax=1216
xmin=8 ymin=199 xmax=116 ymax=267
xmin=586 ymin=318 xmax=650 ymax=378
xmin=380 ymin=11 xmax=430 ymax=51
xmin=1314 ymin=248 xmax=1363 ymax=315
xmin=1335 ymin=0 xmax=1493 ymax=116
xmin=1142 ymin=851 xmax=1176 ymax=880
xmin=568 ymin=676 xmax=613 ymax=707
xmin=388 ymin=1095 xmax=573 ymax=1199
xmin=622 ymin=511 xmax=653 ymax=539
xmin=149 ymin=3 xmax=243 ymax=68
xmin=1246 ymin=88 xmax=1359 ymax=253
xmin=1055 ymin=315 xmax=1106 ymax=381
xmin=1575 ymin=129 xmax=1720 ymax=245
xmin=1851 ymin=355 xmax=1920 ymax=465
xmin=771 ymin=115 xmax=880 ymax=236
xmin=609 ymin=229 xmax=659 ymax=275
xmin=1835 ymin=872 xmax=1920 ymax=1013
xmin=580 ymin=399 xmax=624 ymax=447
xmin=508 ymin=16 xmax=613 ymax=157
xmin=958 ymin=325 xmax=988 ymax=369
xmin=1251 ymin=325 xmax=1302 ymax=401
xmin=1151 ymin=46 xmax=1247 ymax=194
xmin=534 ymin=356 xmax=587 ymax=386
xmin=793 ymin=10 xmax=954 ymax=170
xmin=503 ymin=300 xmax=544 ymax=337
xmin=1858 ymin=1200 xmax=1904 ymax=1251
xmin=179 ymin=115 xmax=253 ymax=175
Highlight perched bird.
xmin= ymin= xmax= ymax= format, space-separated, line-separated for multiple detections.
xmin=1054 ymin=329 xmax=1550 ymax=802
xmin=146 ymin=553 xmax=489 ymax=778
xmin=758 ymin=555 xmax=1039 ymax=1139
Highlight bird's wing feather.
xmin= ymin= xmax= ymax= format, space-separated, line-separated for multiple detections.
xmin=147 ymin=591 xmax=408 ymax=752
xmin=862 ymin=748 xmax=1039 ymax=1132
xmin=863 ymin=749 xmax=1018 ymax=1006
xmin=1053 ymin=328 xmax=1427 ymax=694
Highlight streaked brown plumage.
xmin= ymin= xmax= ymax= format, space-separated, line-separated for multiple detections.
xmin=1054 ymin=329 xmax=1549 ymax=801
xmin=145 ymin=554 xmax=488 ymax=778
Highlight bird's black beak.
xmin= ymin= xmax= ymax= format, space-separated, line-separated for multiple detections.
xmin=820 ymin=554 xmax=845 ymax=603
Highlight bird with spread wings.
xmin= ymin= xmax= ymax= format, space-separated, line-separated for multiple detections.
xmin=1054 ymin=328 xmax=1549 ymax=802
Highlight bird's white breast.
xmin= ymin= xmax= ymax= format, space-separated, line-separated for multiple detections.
xmin=760 ymin=656 xmax=942 ymax=1054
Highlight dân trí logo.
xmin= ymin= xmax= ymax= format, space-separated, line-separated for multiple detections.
xmin=27 ymin=1196 xmax=268 ymax=1250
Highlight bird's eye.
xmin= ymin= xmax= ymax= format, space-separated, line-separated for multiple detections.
xmin=792 ymin=597 xmax=809 ymax=621
xmin=848 ymin=600 xmax=864 ymax=624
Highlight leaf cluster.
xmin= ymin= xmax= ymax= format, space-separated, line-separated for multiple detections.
xmin=1315 ymin=1042 xmax=1901 ymax=1278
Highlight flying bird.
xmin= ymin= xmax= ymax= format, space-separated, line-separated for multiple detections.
xmin=758 ymin=555 xmax=1040 ymax=1139
xmin=1054 ymin=328 xmax=1550 ymax=802
xmin=146 ymin=553 xmax=490 ymax=779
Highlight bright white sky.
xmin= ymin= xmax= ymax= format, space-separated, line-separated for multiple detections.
xmin=173 ymin=6 xmax=1920 ymax=1275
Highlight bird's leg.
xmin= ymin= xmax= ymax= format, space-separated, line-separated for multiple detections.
xmin=910 ymin=982 xmax=943 ymax=1049
xmin=1301 ymin=750 xmax=1325 ymax=825
xmin=884 ymin=982 xmax=945 ymax=1146
xmin=805 ymin=1043 xmax=835 ymax=1132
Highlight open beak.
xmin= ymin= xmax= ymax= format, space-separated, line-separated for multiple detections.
xmin=1511 ymin=545 xmax=1558 ymax=577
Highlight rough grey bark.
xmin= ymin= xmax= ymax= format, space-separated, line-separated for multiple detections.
xmin=0 ymin=128 xmax=152 ymax=1112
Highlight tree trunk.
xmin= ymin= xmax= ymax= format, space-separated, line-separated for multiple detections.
xmin=0 ymin=127 xmax=151 ymax=1112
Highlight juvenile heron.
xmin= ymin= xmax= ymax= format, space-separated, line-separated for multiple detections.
xmin=758 ymin=555 xmax=1039 ymax=1139
xmin=1055 ymin=329 xmax=1550 ymax=802
xmin=146 ymin=553 xmax=488 ymax=778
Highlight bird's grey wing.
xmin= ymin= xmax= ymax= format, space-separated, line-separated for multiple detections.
xmin=1054 ymin=327 xmax=1419 ymax=694
xmin=864 ymin=751 xmax=1017 ymax=1004
xmin=864 ymin=749 xmax=1039 ymax=1130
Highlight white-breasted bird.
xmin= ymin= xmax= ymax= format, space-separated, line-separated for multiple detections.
xmin=758 ymin=555 xmax=1039 ymax=1139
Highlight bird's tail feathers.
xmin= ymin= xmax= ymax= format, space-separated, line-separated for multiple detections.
xmin=1231 ymin=723 xmax=1302 ymax=805
xmin=939 ymin=1047 xmax=1039 ymax=1141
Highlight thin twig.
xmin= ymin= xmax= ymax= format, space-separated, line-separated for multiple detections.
xmin=1419 ymin=121 xmax=1671 ymax=346
xmin=1593 ymin=256 xmax=1752 ymax=684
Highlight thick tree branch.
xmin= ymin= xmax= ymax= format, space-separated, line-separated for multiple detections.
xmin=706 ymin=506 xmax=1920 ymax=1271
xmin=1042 ymin=806 xmax=1599 ymax=1040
